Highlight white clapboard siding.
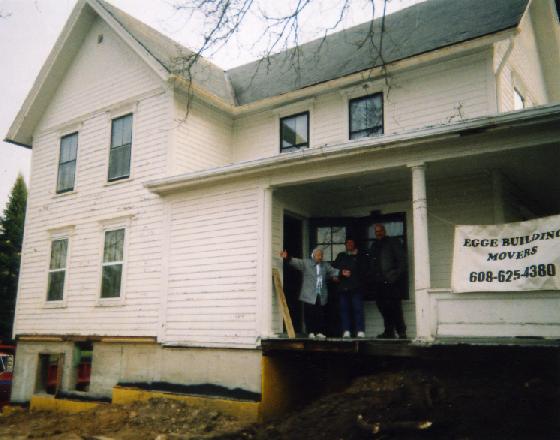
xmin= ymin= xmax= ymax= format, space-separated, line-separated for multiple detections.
xmin=432 ymin=292 xmax=560 ymax=338
xmin=172 ymin=96 xmax=233 ymax=174
xmin=232 ymin=50 xmax=491 ymax=163
xmin=497 ymin=8 xmax=548 ymax=112
xmin=428 ymin=174 xmax=495 ymax=289
xmin=37 ymin=17 xmax=162 ymax=132
xmin=164 ymin=185 xmax=261 ymax=347
xmin=14 ymin=19 xmax=171 ymax=337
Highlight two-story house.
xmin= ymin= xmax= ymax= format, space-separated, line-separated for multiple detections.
xmin=5 ymin=0 xmax=560 ymax=416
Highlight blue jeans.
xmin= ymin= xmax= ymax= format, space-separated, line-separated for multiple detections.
xmin=339 ymin=289 xmax=365 ymax=334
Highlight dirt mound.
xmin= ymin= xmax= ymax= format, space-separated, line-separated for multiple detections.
xmin=218 ymin=364 xmax=559 ymax=440
xmin=1 ymin=361 xmax=558 ymax=440
xmin=0 ymin=397 xmax=248 ymax=440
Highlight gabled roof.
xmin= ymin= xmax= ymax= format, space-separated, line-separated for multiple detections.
xmin=5 ymin=0 xmax=529 ymax=147
xmin=227 ymin=0 xmax=530 ymax=105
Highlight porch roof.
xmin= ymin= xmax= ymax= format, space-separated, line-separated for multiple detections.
xmin=145 ymin=103 xmax=560 ymax=195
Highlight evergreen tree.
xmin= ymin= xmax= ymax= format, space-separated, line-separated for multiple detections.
xmin=0 ymin=174 xmax=27 ymax=340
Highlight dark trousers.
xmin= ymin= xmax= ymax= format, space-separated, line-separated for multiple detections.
xmin=339 ymin=289 xmax=365 ymax=334
xmin=375 ymin=282 xmax=406 ymax=336
xmin=304 ymin=296 xmax=326 ymax=334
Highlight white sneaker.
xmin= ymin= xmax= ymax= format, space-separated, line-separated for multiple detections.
xmin=316 ymin=333 xmax=326 ymax=340
xmin=342 ymin=331 xmax=351 ymax=338
xmin=308 ymin=333 xmax=316 ymax=339
xmin=357 ymin=331 xmax=366 ymax=338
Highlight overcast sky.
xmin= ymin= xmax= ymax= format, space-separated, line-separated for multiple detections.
xmin=0 ymin=0 xmax=423 ymax=211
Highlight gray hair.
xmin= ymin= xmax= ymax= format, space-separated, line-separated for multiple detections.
xmin=311 ymin=248 xmax=323 ymax=258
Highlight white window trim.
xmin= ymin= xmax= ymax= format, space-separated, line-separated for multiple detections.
xmin=340 ymin=80 xmax=386 ymax=141
xmin=53 ymin=127 xmax=82 ymax=197
xmin=272 ymin=99 xmax=315 ymax=151
xmin=104 ymin=107 xmax=136 ymax=185
xmin=96 ymin=216 xmax=132 ymax=306
xmin=43 ymin=226 xmax=75 ymax=308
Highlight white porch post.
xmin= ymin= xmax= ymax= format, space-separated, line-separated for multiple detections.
xmin=409 ymin=163 xmax=433 ymax=341
xmin=259 ymin=186 xmax=273 ymax=339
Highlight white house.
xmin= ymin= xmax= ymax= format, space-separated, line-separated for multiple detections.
xmin=5 ymin=0 xmax=560 ymax=414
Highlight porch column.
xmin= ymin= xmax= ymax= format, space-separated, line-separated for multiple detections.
xmin=409 ymin=163 xmax=432 ymax=340
xmin=259 ymin=186 xmax=273 ymax=338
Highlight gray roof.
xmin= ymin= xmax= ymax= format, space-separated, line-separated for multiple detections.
xmin=98 ymin=0 xmax=529 ymax=106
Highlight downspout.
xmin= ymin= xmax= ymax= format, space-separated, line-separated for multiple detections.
xmin=494 ymin=36 xmax=515 ymax=113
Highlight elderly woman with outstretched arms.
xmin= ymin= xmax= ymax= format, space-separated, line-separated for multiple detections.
xmin=280 ymin=248 xmax=346 ymax=339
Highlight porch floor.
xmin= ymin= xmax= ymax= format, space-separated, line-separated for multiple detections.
xmin=261 ymin=336 xmax=560 ymax=358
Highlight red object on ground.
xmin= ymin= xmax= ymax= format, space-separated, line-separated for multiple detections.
xmin=0 ymin=345 xmax=15 ymax=407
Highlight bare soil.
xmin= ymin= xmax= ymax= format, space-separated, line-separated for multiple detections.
xmin=1 ymin=358 xmax=558 ymax=440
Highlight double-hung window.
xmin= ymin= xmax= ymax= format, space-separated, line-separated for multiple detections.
xmin=280 ymin=112 xmax=309 ymax=152
xmin=101 ymin=228 xmax=125 ymax=298
xmin=349 ymin=93 xmax=383 ymax=140
xmin=57 ymin=133 xmax=78 ymax=193
xmin=47 ymin=238 xmax=69 ymax=301
xmin=108 ymin=114 xmax=132 ymax=181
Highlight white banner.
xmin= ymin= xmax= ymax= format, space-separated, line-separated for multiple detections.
xmin=451 ymin=215 xmax=560 ymax=292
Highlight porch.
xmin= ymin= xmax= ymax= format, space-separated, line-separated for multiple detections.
xmin=263 ymin=107 xmax=560 ymax=343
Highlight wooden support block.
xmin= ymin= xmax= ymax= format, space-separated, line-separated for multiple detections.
xmin=272 ymin=268 xmax=296 ymax=339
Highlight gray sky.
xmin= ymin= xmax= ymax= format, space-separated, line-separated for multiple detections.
xmin=0 ymin=0 xmax=423 ymax=211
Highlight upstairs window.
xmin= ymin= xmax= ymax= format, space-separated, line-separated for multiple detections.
xmin=108 ymin=114 xmax=132 ymax=181
xmin=513 ymin=88 xmax=525 ymax=110
xmin=101 ymin=228 xmax=125 ymax=298
xmin=280 ymin=112 xmax=309 ymax=152
xmin=57 ymin=133 xmax=78 ymax=193
xmin=47 ymin=238 xmax=68 ymax=301
xmin=349 ymin=93 xmax=383 ymax=140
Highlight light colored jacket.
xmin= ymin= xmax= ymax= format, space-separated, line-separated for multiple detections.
xmin=288 ymin=258 xmax=339 ymax=305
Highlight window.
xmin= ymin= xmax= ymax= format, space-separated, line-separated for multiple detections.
xmin=513 ymin=88 xmax=525 ymax=110
xmin=349 ymin=93 xmax=383 ymax=140
xmin=47 ymin=238 xmax=68 ymax=301
xmin=314 ymin=225 xmax=347 ymax=262
xmin=57 ymin=133 xmax=78 ymax=193
xmin=108 ymin=114 xmax=132 ymax=181
xmin=280 ymin=112 xmax=309 ymax=152
xmin=101 ymin=228 xmax=125 ymax=298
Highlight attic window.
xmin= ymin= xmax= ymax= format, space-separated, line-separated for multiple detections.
xmin=97 ymin=34 xmax=104 ymax=44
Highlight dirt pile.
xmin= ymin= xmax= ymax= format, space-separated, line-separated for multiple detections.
xmin=0 ymin=397 xmax=248 ymax=440
xmin=219 ymin=363 xmax=560 ymax=440
xmin=1 ymin=360 xmax=558 ymax=440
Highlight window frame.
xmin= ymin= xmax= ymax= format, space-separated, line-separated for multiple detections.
xmin=279 ymin=111 xmax=310 ymax=153
xmin=45 ymin=237 xmax=70 ymax=304
xmin=107 ymin=113 xmax=133 ymax=183
xmin=99 ymin=227 xmax=126 ymax=300
xmin=348 ymin=92 xmax=384 ymax=140
xmin=56 ymin=131 xmax=79 ymax=194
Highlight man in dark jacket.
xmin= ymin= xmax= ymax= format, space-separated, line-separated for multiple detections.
xmin=369 ymin=224 xmax=407 ymax=339
xmin=333 ymin=239 xmax=367 ymax=338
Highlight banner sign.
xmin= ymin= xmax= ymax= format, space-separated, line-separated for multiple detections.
xmin=451 ymin=215 xmax=560 ymax=292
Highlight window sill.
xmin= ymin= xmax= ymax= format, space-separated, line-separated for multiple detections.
xmin=43 ymin=300 xmax=67 ymax=309
xmin=96 ymin=297 xmax=125 ymax=307
xmin=104 ymin=177 xmax=133 ymax=187
xmin=53 ymin=190 xmax=78 ymax=198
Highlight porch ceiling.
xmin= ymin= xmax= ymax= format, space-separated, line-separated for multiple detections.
xmin=274 ymin=142 xmax=559 ymax=216
xmin=428 ymin=142 xmax=560 ymax=214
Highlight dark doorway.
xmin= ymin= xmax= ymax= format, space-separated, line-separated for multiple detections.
xmin=283 ymin=214 xmax=304 ymax=333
